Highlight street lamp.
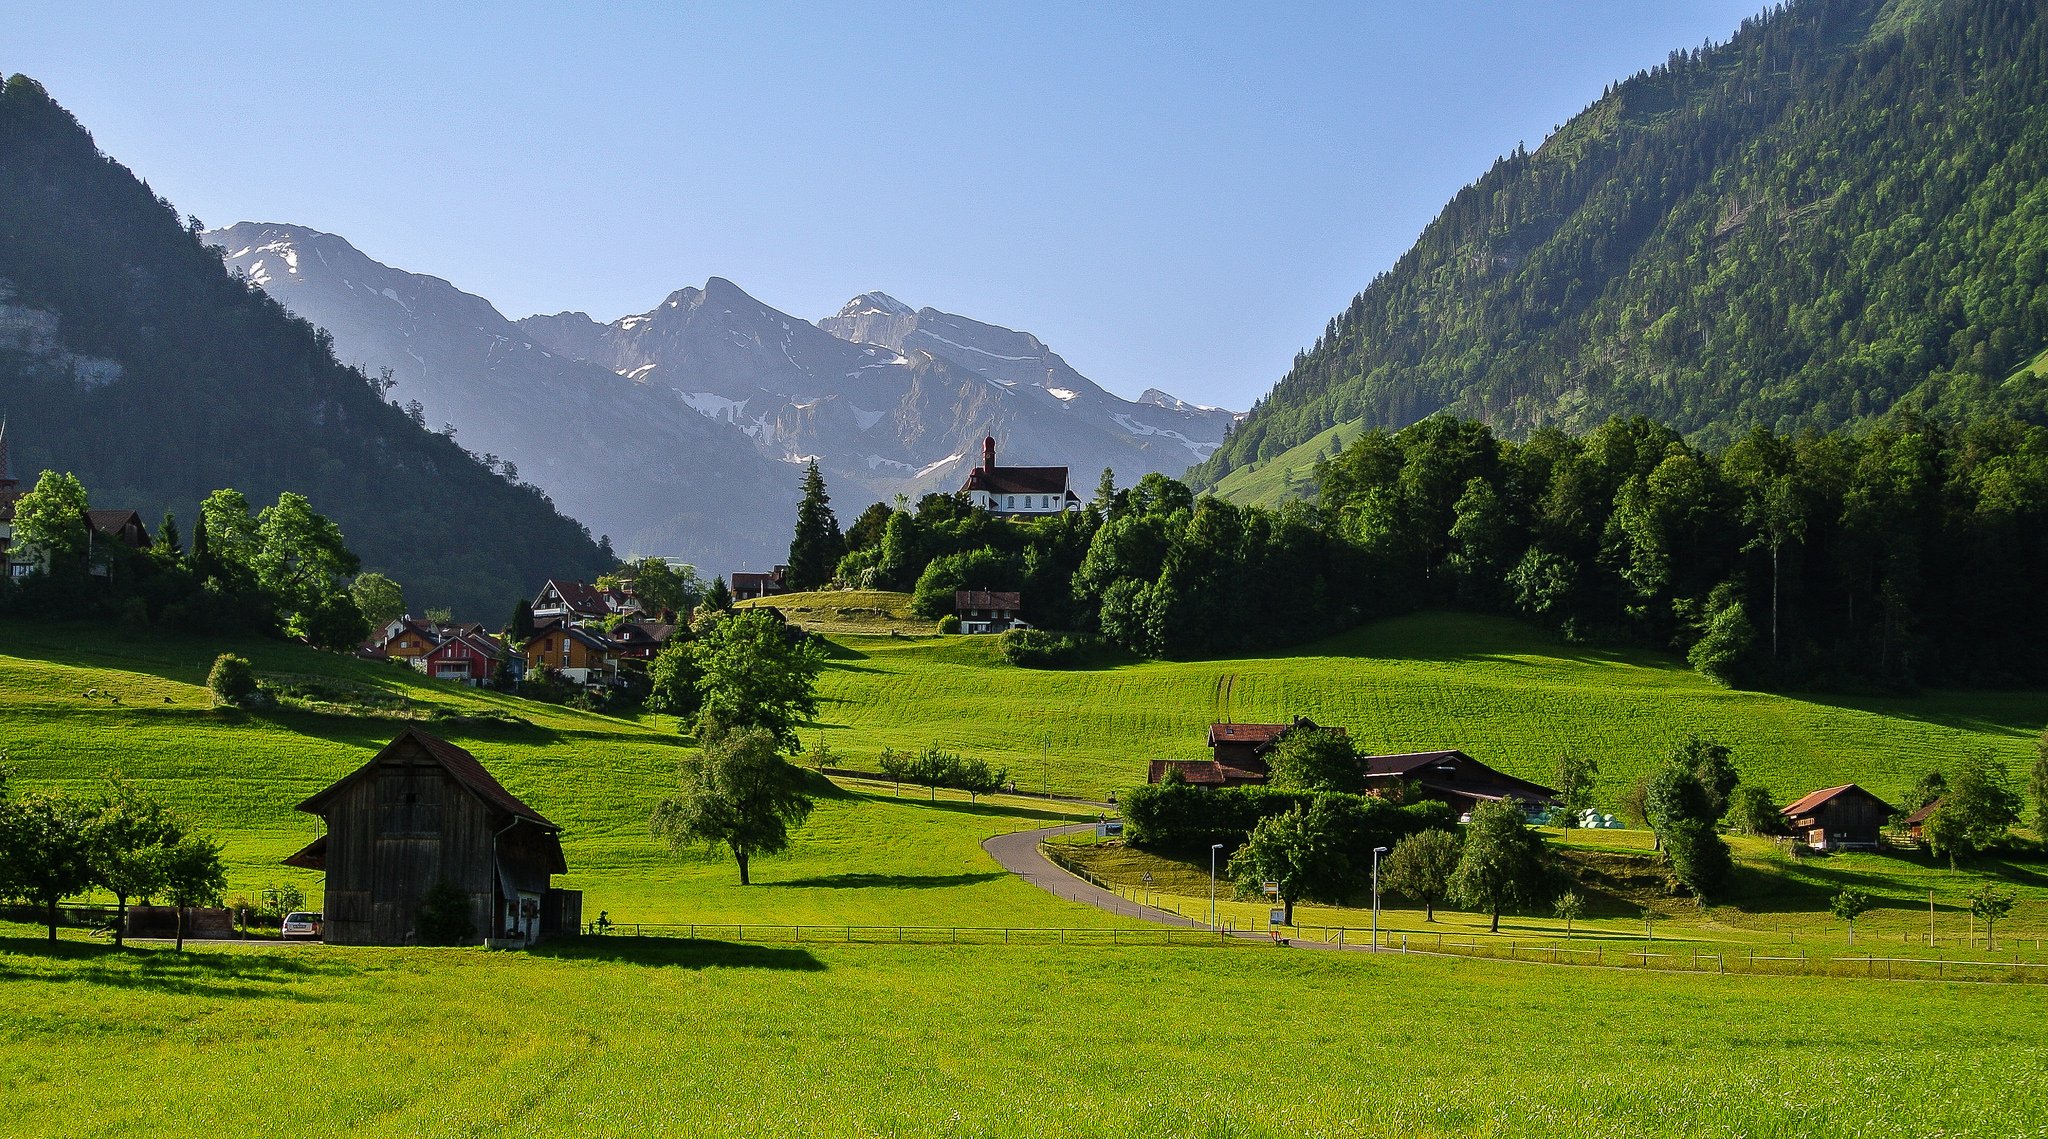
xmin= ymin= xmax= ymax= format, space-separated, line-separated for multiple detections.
xmin=1209 ymin=843 xmax=1225 ymax=931
xmin=1371 ymin=846 xmax=1389 ymax=951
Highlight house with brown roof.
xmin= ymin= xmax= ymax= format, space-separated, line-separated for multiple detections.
xmin=959 ymin=437 xmax=1079 ymax=517
xmin=1900 ymin=797 xmax=1942 ymax=843
xmin=1360 ymin=751 xmax=1558 ymax=817
xmin=531 ymin=578 xmax=638 ymax=622
xmin=522 ymin=621 xmax=619 ymax=686
xmin=283 ymin=728 xmax=577 ymax=946
xmin=1146 ymin=717 xmax=1339 ymax=787
xmin=731 ymin=565 xmax=790 ymax=601
xmin=954 ymin=589 xmax=1024 ymax=634
xmin=1781 ymin=784 xmax=1894 ymax=851
xmin=606 ymin=620 xmax=676 ymax=661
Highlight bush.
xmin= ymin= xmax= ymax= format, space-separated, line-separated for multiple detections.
xmin=413 ymin=881 xmax=476 ymax=945
xmin=206 ymin=653 xmax=258 ymax=707
xmin=1121 ymin=781 xmax=1452 ymax=860
xmin=997 ymin=628 xmax=1099 ymax=668
xmin=937 ymin=615 xmax=962 ymax=634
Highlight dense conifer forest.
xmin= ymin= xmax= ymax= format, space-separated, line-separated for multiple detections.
xmin=0 ymin=76 xmax=611 ymax=617
xmin=1196 ymin=0 xmax=2048 ymax=486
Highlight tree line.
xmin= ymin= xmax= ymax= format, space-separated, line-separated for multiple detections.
xmin=2 ymin=470 xmax=379 ymax=652
xmin=0 ymin=770 xmax=226 ymax=949
xmin=780 ymin=409 xmax=2048 ymax=689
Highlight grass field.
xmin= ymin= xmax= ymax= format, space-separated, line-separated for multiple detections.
xmin=4 ymin=928 xmax=2046 ymax=1138
xmin=4 ymin=612 xmax=2043 ymax=936
xmin=737 ymin=588 xmax=939 ymax=635
xmin=807 ymin=610 xmax=2048 ymax=805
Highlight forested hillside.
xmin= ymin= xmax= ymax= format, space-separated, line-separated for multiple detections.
xmin=0 ymin=76 xmax=610 ymax=615
xmin=1196 ymin=0 xmax=2048 ymax=488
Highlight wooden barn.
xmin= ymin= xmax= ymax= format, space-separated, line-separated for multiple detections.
xmin=1781 ymin=784 xmax=1894 ymax=851
xmin=284 ymin=728 xmax=578 ymax=947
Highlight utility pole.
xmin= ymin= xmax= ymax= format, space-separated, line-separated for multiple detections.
xmin=1209 ymin=843 xmax=1224 ymax=931
xmin=1042 ymin=734 xmax=1050 ymax=798
xmin=1371 ymin=846 xmax=1389 ymax=951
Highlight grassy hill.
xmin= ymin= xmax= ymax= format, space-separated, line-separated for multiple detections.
xmin=737 ymin=589 xmax=938 ymax=635
xmin=808 ymin=611 xmax=2047 ymax=805
xmin=1207 ymin=418 xmax=1365 ymax=506
xmin=4 ymin=611 xmax=2042 ymax=935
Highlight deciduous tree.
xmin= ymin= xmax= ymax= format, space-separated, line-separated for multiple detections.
xmin=1267 ymin=728 xmax=1362 ymax=794
xmin=1830 ymin=887 xmax=1874 ymax=945
xmin=1382 ymin=828 xmax=1460 ymax=921
xmin=1227 ymin=799 xmax=1356 ymax=926
xmin=692 ymin=611 xmax=825 ymax=751
xmin=0 ymin=789 xmax=97 ymax=942
xmin=651 ymin=727 xmax=816 ymax=885
xmin=1450 ymin=798 xmax=1549 ymax=933
xmin=88 ymin=779 xmax=180 ymax=949
xmin=349 ymin=571 xmax=406 ymax=629
xmin=154 ymin=833 xmax=226 ymax=951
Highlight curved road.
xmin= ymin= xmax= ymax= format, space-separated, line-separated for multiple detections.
xmin=981 ymin=824 xmax=1214 ymax=930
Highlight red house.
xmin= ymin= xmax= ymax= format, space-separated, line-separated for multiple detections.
xmin=420 ymin=631 xmax=505 ymax=685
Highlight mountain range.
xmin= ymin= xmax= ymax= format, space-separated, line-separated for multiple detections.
xmin=1195 ymin=0 xmax=2048 ymax=498
xmin=208 ymin=225 xmax=1238 ymax=573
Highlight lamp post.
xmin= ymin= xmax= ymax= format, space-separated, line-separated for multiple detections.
xmin=1209 ymin=843 xmax=1225 ymax=931
xmin=1371 ymin=845 xmax=1389 ymax=951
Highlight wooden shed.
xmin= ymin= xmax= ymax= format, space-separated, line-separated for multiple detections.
xmin=284 ymin=728 xmax=577 ymax=947
xmin=1780 ymin=784 xmax=1894 ymax=851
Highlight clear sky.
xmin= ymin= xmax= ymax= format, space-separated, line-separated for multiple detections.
xmin=13 ymin=2 xmax=1761 ymax=409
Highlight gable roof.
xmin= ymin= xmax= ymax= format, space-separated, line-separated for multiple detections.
xmin=86 ymin=509 xmax=150 ymax=544
xmin=296 ymin=727 xmax=558 ymax=829
xmin=1146 ymin=759 xmax=1266 ymax=785
xmin=426 ymin=631 xmax=504 ymax=660
xmin=964 ymin=466 xmax=1072 ymax=495
xmin=1207 ymin=719 xmax=1339 ymax=747
xmin=1900 ymin=797 xmax=1942 ymax=827
xmin=1781 ymin=783 xmax=1893 ymax=818
xmin=1360 ymin=750 xmax=1560 ymax=802
xmin=955 ymin=590 xmax=1021 ymax=611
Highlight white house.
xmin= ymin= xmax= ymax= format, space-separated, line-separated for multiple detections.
xmin=959 ymin=436 xmax=1079 ymax=517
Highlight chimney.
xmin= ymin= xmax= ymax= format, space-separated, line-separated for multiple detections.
xmin=983 ymin=435 xmax=996 ymax=472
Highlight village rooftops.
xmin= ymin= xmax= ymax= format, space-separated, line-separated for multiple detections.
xmin=955 ymin=590 xmax=1021 ymax=612
xmin=1145 ymin=759 xmax=1269 ymax=787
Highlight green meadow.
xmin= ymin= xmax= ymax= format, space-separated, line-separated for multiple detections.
xmin=3 ymin=610 xmax=2044 ymax=937
xmin=4 ymin=927 xmax=2047 ymax=1139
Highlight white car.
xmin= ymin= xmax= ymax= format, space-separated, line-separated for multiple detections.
xmin=280 ymin=911 xmax=322 ymax=940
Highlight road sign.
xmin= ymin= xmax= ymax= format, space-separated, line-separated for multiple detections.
xmin=1141 ymin=872 xmax=1153 ymax=884
xmin=1269 ymin=908 xmax=1286 ymax=926
xmin=1262 ymin=881 xmax=1279 ymax=898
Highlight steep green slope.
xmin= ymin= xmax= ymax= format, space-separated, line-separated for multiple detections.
xmin=1198 ymin=0 xmax=2048 ymax=488
xmin=0 ymin=76 xmax=609 ymax=616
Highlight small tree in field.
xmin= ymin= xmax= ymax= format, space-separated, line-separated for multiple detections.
xmin=207 ymin=653 xmax=258 ymax=707
xmin=88 ymin=779 xmax=181 ymax=949
xmin=1725 ymin=784 xmax=1779 ymax=836
xmin=155 ymin=833 xmax=226 ymax=951
xmin=1830 ymin=887 xmax=1874 ymax=945
xmin=652 ymin=727 xmax=816 ymax=885
xmin=1382 ymin=829 xmax=1460 ymax=921
xmin=877 ymin=747 xmax=911 ymax=794
xmin=1968 ymin=885 xmax=2016 ymax=950
xmin=1226 ymin=800 xmax=1352 ymax=926
xmin=1553 ymin=890 xmax=1584 ymax=939
xmin=0 ymin=790 xmax=96 ymax=942
xmin=1450 ymin=799 xmax=1549 ymax=933
xmin=1553 ymin=753 xmax=1598 ymax=827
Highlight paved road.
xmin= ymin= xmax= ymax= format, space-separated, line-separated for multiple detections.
xmin=983 ymin=824 xmax=1384 ymax=953
xmin=981 ymin=824 xmax=1210 ymax=928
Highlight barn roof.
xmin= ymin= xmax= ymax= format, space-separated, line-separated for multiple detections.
xmin=1361 ymin=750 xmax=1560 ymax=802
xmin=955 ymin=590 xmax=1021 ymax=610
xmin=296 ymin=728 xmax=560 ymax=829
xmin=1781 ymin=784 xmax=1892 ymax=818
xmin=1900 ymin=797 xmax=1942 ymax=827
xmin=1146 ymin=759 xmax=1267 ymax=785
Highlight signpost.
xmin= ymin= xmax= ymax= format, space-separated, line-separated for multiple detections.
xmin=1141 ymin=872 xmax=1154 ymax=908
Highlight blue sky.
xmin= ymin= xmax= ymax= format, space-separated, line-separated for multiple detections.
xmin=14 ymin=2 xmax=1761 ymax=408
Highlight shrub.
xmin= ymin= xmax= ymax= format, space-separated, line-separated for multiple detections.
xmin=413 ymin=881 xmax=476 ymax=945
xmin=997 ymin=628 xmax=1099 ymax=668
xmin=206 ymin=653 xmax=258 ymax=707
xmin=1121 ymin=781 xmax=1451 ymax=861
xmin=937 ymin=615 xmax=962 ymax=634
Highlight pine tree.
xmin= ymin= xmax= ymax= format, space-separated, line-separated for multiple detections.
xmin=156 ymin=511 xmax=183 ymax=558
xmin=786 ymin=462 xmax=844 ymax=592
xmin=509 ymin=598 xmax=536 ymax=643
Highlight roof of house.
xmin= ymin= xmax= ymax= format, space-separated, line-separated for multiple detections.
xmin=296 ymin=728 xmax=558 ymax=829
xmin=1146 ymin=759 xmax=1267 ymax=785
xmin=963 ymin=466 xmax=1073 ymax=496
xmin=523 ymin=623 xmax=616 ymax=654
xmin=536 ymin=578 xmax=625 ymax=614
xmin=85 ymin=509 xmax=150 ymax=542
xmin=955 ymin=590 xmax=1021 ymax=611
xmin=609 ymin=621 xmax=675 ymax=645
xmin=1206 ymin=719 xmax=1339 ymax=746
xmin=426 ymin=631 xmax=504 ymax=660
xmin=1900 ymin=797 xmax=1942 ymax=827
xmin=1782 ymin=783 xmax=1894 ymax=818
xmin=731 ymin=567 xmax=788 ymax=586
xmin=1360 ymin=750 xmax=1560 ymax=801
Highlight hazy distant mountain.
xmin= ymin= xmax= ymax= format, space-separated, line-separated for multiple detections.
xmin=519 ymin=284 xmax=1239 ymax=502
xmin=206 ymin=223 xmax=797 ymax=572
